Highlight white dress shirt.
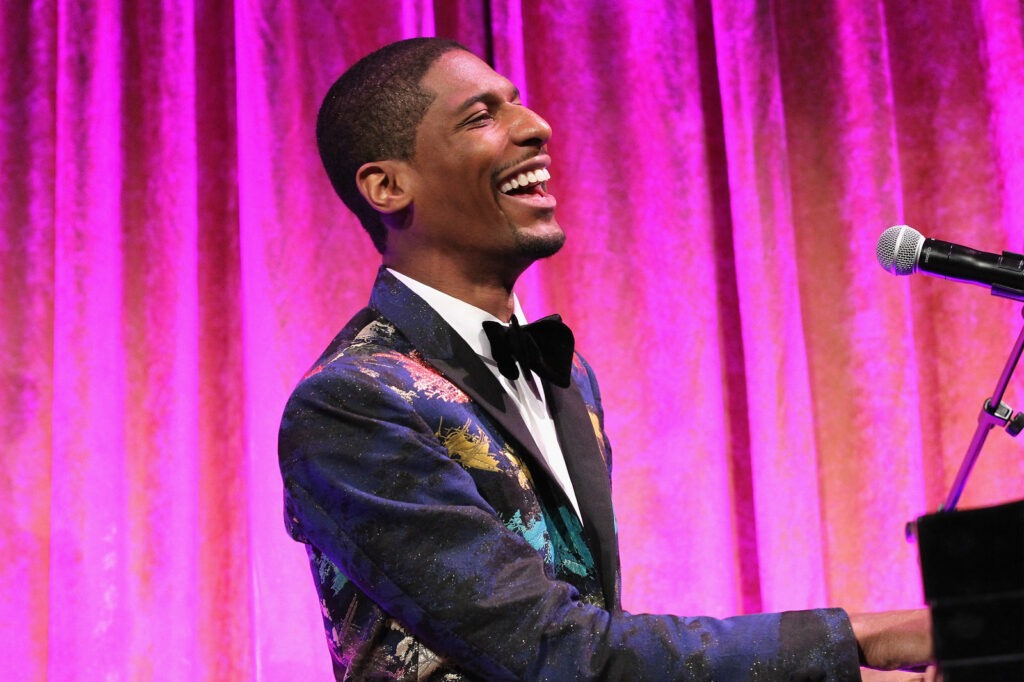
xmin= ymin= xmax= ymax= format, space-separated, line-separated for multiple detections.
xmin=388 ymin=268 xmax=583 ymax=521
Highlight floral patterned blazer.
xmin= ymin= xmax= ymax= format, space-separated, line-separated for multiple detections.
xmin=279 ymin=268 xmax=861 ymax=681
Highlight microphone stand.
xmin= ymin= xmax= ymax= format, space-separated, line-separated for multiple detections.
xmin=940 ymin=303 xmax=1024 ymax=512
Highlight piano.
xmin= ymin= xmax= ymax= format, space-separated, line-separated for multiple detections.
xmin=916 ymin=499 xmax=1024 ymax=680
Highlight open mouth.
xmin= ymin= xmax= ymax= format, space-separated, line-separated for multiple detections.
xmin=499 ymin=168 xmax=551 ymax=196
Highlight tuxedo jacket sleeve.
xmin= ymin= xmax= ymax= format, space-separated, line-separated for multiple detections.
xmin=278 ymin=269 xmax=861 ymax=681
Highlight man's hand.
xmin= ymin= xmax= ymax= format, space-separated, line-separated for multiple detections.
xmin=850 ymin=609 xmax=933 ymax=670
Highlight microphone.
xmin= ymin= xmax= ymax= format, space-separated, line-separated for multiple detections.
xmin=876 ymin=225 xmax=1024 ymax=300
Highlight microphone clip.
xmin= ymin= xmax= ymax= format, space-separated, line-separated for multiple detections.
xmin=991 ymin=281 xmax=1024 ymax=303
xmin=983 ymin=398 xmax=1024 ymax=437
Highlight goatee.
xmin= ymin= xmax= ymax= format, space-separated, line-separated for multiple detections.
xmin=514 ymin=229 xmax=566 ymax=262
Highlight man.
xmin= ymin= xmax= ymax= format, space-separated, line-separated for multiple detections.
xmin=279 ymin=37 xmax=935 ymax=680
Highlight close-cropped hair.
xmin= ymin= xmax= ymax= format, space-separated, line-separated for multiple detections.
xmin=317 ymin=37 xmax=468 ymax=254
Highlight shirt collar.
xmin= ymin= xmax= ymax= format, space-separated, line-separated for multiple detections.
xmin=387 ymin=268 xmax=526 ymax=360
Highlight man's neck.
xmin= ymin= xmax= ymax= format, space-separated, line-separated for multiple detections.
xmin=382 ymin=260 xmax=521 ymax=322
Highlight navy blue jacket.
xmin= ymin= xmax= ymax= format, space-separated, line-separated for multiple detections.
xmin=279 ymin=268 xmax=861 ymax=680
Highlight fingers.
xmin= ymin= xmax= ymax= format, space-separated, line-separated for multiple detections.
xmin=859 ymin=665 xmax=941 ymax=681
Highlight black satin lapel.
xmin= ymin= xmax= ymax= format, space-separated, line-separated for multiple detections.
xmin=547 ymin=381 xmax=620 ymax=609
xmin=369 ymin=269 xmax=559 ymax=485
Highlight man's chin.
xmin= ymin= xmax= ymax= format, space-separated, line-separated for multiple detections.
xmin=514 ymin=227 xmax=567 ymax=262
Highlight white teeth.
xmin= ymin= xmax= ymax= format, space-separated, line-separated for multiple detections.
xmin=500 ymin=167 xmax=551 ymax=194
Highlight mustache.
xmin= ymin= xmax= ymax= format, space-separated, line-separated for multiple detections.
xmin=492 ymin=149 xmax=547 ymax=180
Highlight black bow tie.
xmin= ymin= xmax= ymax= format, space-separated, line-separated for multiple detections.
xmin=482 ymin=315 xmax=575 ymax=388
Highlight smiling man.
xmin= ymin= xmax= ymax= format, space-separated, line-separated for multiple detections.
xmin=279 ymin=38 xmax=935 ymax=681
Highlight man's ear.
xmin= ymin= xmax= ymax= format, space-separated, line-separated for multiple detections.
xmin=356 ymin=160 xmax=413 ymax=214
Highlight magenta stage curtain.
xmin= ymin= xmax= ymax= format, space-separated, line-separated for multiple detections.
xmin=3 ymin=1 xmax=1023 ymax=679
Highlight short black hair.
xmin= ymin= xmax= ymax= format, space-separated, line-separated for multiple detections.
xmin=316 ymin=37 xmax=469 ymax=254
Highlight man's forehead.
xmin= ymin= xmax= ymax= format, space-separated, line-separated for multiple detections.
xmin=421 ymin=51 xmax=517 ymax=112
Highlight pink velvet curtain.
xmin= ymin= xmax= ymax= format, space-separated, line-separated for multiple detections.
xmin=3 ymin=1 xmax=1024 ymax=679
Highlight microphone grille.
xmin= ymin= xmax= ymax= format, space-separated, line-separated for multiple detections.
xmin=876 ymin=225 xmax=924 ymax=275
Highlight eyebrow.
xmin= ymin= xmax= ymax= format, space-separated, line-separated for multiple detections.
xmin=454 ymin=85 xmax=521 ymax=114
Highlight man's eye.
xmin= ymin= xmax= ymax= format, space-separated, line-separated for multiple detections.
xmin=467 ymin=112 xmax=493 ymax=125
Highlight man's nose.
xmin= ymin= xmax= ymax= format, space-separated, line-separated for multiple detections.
xmin=511 ymin=105 xmax=552 ymax=146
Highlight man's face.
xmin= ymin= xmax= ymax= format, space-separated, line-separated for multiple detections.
xmin=401 ymin=50 xmax=564 ymax=273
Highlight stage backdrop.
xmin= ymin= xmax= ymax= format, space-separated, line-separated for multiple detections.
xmin=3 ymin=0 xmax=1024 ymax=679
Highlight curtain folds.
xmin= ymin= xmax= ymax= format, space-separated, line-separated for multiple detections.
xmin=3 ymin=1 xmax=1023 ymax=678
